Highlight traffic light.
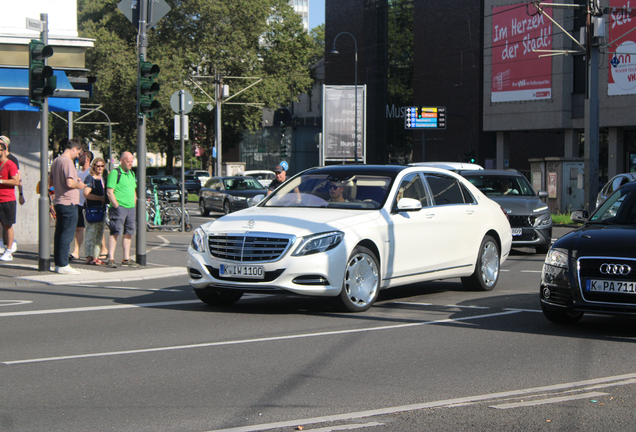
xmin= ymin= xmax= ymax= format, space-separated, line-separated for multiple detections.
xmin=465 ymin=150 xmax=475 ymax=163
xmin=28 ymin=39 xmax=56 ymax=106
xmin=280 ymin=121 xmax=287 ymax=158
xmin=139 ymin=60 xmax=161 ymax=117
xmin=280 ymin=121 xmax=287 ymax=139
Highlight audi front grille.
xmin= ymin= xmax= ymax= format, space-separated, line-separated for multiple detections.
xmin=578 ymin=257 xmax=636 ymax=305
xmin=207 ymin=234 xmax=291 ymax=262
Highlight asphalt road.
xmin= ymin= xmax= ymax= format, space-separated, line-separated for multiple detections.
xmin=2 ymin=218 xmax=636 ymax=432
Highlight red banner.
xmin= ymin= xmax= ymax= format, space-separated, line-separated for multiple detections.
xmin=491 ymin=2 xmax=552 ymax=102
xmin=608 ymin=1 xmax=636 ymax=95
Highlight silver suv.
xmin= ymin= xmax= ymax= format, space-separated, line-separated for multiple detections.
xmin=460 ymin=170 xmax=552 ymax=254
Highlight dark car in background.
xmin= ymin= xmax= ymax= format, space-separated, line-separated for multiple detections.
xmin=147 ymin=175 xmax=182 ymax=202
xmin=460 ymin=170 xmax=552 ymax=254
xmin=596 ymin=173 xmax=636 ymax=208
xmin=198 ymin=176 xmax=266 ymax=215
xmin=184 ymin=174 xmax=201 ymax=194
xmin=540 ymin=182 xmax=636 ymax=324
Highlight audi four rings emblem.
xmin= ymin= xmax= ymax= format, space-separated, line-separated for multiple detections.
xmin=600 ymin=263 xmax=632 ymax=275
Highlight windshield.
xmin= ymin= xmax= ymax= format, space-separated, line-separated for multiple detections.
xmin=150 ymin=177 xmax=178 ymax=186
xmin=589 ymin=188 xmax=636 ymax=224
xmin=462 ymin=174 xmax=535 ymax=197
xmin=223 ymin=178 xmax=264 ymax=190
xmin=262 ymin=173 xmax=392 ymax=210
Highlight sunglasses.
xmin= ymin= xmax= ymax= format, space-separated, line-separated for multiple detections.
xmin=329 ymin=184 xmax=341 ymax=190
xmin=95 ymin=165 xmax=105 ymax=168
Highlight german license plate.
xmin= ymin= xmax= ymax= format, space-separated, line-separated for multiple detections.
xmin=219 ymin=264 xmax=264 ymax=279
xmin=511 ymin=228 xmax=522 ymax=236
xmin=586 ymin=279 xmax=636 ymax=293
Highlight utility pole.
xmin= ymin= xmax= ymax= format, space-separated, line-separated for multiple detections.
xmin=136 ymin=0 xmax=148 ymax=267
xmin=37 ymin=13 xmax=51 ymax=271
xmin=215 ymin=73 xmax=222 ymax=177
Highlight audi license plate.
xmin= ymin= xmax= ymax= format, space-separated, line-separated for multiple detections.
xmin=511 ymin=228 xmax=522 ymax=236
xmin=586 ymin=279 xmax=636 ymax=293
xmin=219 ymin=264 xmax=264 ymax=279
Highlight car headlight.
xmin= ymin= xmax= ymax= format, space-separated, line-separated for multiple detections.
xmin=535 ymin=213 xmax=552 ymax=226
xmin=191 ymin=227 xmax=207 ymax=253
xmin=544 ymin=248 xmax=568 ymax=269
xmin=229 ymin=195 xmax=247 ymax=202
xmin=292 ymin=231 xmax=344 ymax=256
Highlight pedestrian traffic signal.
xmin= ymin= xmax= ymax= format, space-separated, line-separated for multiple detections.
xmin=280 ymin=121 xmax=287 ymax=139
xmin=28 ymin=39 xmax=56 ymax=105
xmin=139 ymin=60 xmax=161 ymax=117
xmin=465 ymin=150 xmax=475 ymax=163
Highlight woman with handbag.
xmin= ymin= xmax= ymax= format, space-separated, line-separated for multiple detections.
xmin=83 ymin=157 xmax=107 ymax=265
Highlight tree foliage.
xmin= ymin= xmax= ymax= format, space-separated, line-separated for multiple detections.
xmin=74 ymin=0 xmax=316 ymax=171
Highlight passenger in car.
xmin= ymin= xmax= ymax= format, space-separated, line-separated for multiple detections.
xmin=328 ymin=181 xmax=348 ymax=202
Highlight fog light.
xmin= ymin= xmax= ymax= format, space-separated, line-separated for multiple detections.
xmin=542 ymin=287 xmax=551 ymax=299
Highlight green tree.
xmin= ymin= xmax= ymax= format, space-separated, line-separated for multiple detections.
xmin=75 ymin=0 xmax=315 ymax=171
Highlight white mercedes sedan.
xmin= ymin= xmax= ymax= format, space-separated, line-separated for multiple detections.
xmin=187 ymin=165 xmax=512 ymax=312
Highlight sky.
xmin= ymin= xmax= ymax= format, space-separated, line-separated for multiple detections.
xmin=309 ymin=0 xmax=325 ymax=30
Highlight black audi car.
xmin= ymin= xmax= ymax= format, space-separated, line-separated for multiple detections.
xmin=540 ymin=182 xmax=636 ymax=324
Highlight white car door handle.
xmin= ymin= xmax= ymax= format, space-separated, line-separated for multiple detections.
xmin=466 ymin=209 xmax=475 ymax=215
xmin=425 ymin=212 xmax=435 ymax=218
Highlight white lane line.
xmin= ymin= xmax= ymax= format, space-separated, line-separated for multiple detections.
xmin=0 ymin=300 xmax=200 ymax=318
xmin=504 ymin=308 xmax=542 ymax=313
xmin=0 ymin=300 xmax=33 ymax=307
xmin=302 ymin=423 xmax=384 ymax=432
xmin=520 ymin=270 xmax=542 ymax=273
xmin=2 ymin=310 xmax=521 ymax=365
xmin=203 ymin=373 xmax=636 ymax=432
xmin=149 ymin=235 xmax=172 ymax=251
xmin=391 ymin=302 xmax=489 ymax=310
xmin=72 ymin=284 xmax=183 ymax=292
xmin=490 ymin=391 xmax=609 ymax=409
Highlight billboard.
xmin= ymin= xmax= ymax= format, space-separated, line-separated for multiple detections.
xmin=491 ymin=2 xmax=553 ymax=102
xmin=608 ymin=1 xmax=636 ymax=96
xmin=322 ymin=85 xmax=366 ymax=162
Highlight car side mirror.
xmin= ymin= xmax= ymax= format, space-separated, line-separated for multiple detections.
xmin=571 ymin=210 xmax=589 ymax=223
xmin=538 ymin=191 xmax=549 ymax=198
xmin=397 ymin=197 xmax=422 ymax=212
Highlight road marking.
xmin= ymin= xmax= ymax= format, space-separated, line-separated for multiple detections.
xmin=391 ymin=302 xmax=490 ymax=310
xmin=149 ymin=235 xmax=172 ymax=251
xmin=71 ymin=284 xmax=183 ymax=292
xmin=299 ymin=423 xmax=384 ymax=432
xmin=520 ymin=270 xmax=542 ymax=273
xmin=490 ymin=391 xmax=609 ymax=409
xmin=0 ymin=300 xmax=32 ymax=307
xmin=0 ymin=300 xmax=201 ymax=318
xmin=2 ymin=310 xmax=521 ymax=365
xmin=202 ymin=373 xmax=636 ymax=432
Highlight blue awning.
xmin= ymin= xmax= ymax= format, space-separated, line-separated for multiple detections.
xmin=0 ymin=68 xmax=80 ymax=112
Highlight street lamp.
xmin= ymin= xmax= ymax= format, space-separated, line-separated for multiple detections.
xmin=330 ymin=32 xmax=359 ymax=164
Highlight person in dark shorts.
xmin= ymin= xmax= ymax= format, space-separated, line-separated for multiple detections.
xmin=105 ymin=151 xmax=139 ymax=268
xmin=0 ymin=135 xmax=23 ymax=253
xmin=0 ymin=140 xmax=19 ymax=262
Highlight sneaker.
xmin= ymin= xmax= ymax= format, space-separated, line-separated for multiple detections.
xmin=10 ymin=241 xmax=17 ymax=253
xmin=106 ymin=259 xmax=117 ymax=268
xmin=0 ymin=249 xmax=13 ymax=262
xmin=121 ymin=259 xmax=140 ymax=268
xmin=55 ymin=265 xmax=79 ymax=274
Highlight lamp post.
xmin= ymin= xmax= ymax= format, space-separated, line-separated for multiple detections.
xmin=330 ymin=32 xmax=359 ymax=164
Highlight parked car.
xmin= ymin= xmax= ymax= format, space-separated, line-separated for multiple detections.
xmin=460 ymin=170 xmax=552 ymax=254
xmin=186 ymin=170 xmax=211 ymax=183
xmin=198 ymin=176 xmax=266 ymax=216
xmin=146 ymin=175 xmax=182 ymax=202
xmin=409 ymin=161 xmax=484 ymax=172
xmin=596 ymin=173 xmax=636 ymax=208
xmin=239 ymin=170 xmax=276 ymax=187
xmin=187 ymin=165 xmax=512 ymax=312
xmin=184 ymin=174 xmax=201 ymax=194
xmin=540 ymin=181 xmax=636 ymax=323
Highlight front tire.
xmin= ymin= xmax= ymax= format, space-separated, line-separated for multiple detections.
xmin=194 ymin=288 xmax=243 ymax=306
xmin=461 ymin=235 xmax=500 ymax=291
xmin=223 ymin=200 xmax=232 ymax=215
xmin=541 ymin=303 xmax=584 ymax=324
xmin=337 ymin=246 xmax=380 ymax=312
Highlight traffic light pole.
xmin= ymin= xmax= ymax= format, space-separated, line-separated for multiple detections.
xmin=38 ymin=13 xmax=50 ymax=271
xmin=136 ymin=0 xmax=148 ymax=266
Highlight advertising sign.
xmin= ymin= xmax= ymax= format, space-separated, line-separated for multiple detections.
xmin=491 ymin=2 xmax=553 ymax=102
xmin=608 ymin=1 xmax=636 ymax=96
xmin=404 ymin=106 xmax=446 ymax=129
xmin=322 ymin=85 xmax=366 ymax=162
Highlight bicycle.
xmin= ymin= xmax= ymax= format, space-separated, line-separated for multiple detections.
xmin=146 ymin=185 xmax=191 ymax=232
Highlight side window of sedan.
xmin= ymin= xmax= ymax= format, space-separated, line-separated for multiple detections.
xmin=425 ymin=174 xmax=466 ymax=206
xmin=395 ymin=174 xmax=429 ymax=208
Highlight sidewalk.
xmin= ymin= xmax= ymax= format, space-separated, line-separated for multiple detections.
xmin=0 ymin=242 xmax=187 ymax=287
